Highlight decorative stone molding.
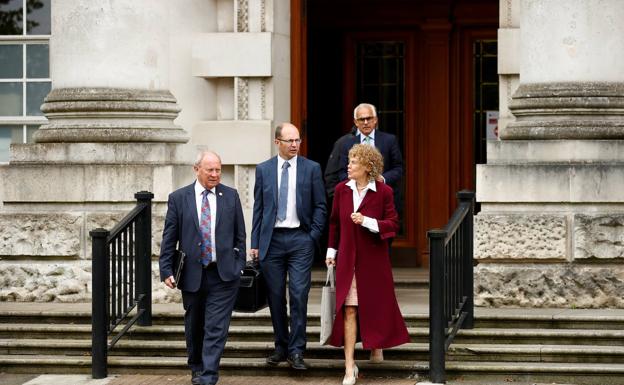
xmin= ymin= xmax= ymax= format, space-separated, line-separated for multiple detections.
xmin=235 ymin=165 xmax=253 ymax=209
xmin=236 ymin=0 xmax=249 ymax=32
xmin=475 ymin=214 xmax=567 ymax=260
xmin=575 ymin=214 xmax=624 ymax=260
xmin=236 ymin=77 xmax=250 ymax=120
xmin=475 ymin=264 xmax=624 ymax=308
xmin=35 ymin=88 xmax=188 ymax=143
xmin=504 ymin=82 xmax=624 ymax=140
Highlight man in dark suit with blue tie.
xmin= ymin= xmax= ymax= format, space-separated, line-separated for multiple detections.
xmin=337 ymin=103 xmax=404 ymax=209
xmin=159 ymin=150 xmax=246 ymax=385
xmin=250 ymin=122 xmax=327 ymax=370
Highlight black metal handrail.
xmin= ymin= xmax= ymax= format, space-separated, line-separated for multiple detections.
xmin=90 ymin=191 xmax=153 ymax=379
xmin=427 ymin=190 xmax=475 ymax=384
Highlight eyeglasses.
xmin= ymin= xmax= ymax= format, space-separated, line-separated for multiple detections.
xmin=355 ymin=116 xmax=376 ymax=123
xmin=277 ymin=138 xmax=302 ymax=145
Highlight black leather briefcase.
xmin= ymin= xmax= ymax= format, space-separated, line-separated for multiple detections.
xmin=234 ymin=262 xmax=268 ymax=312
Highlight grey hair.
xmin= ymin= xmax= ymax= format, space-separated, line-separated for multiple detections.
xmin=353 ymin=103 xmax=377 ymax=119
xmin=194 ymin=149 xmax=222 ymax=166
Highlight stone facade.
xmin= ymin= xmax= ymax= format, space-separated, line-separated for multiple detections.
xmin=0 ymin=0 xmax=289 ymax=302
xmin=476 ymin=0 xmax=624 ymax=308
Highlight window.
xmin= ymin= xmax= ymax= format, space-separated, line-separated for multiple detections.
xmin=0 ymin=0 xmax=51 ymax=162
xmin=473 ymin=40 xmax=499 ymax=165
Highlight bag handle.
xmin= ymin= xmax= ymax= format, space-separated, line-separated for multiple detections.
xmin=325 ymin=265 xmax=335 ymax=289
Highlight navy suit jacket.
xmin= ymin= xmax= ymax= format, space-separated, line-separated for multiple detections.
xmin=251 ymin=156 xmax=327 ymax=260
xmin=338 ymin=129 xmax=403 ymax=190
xmin=159 ymin=182 xmax=246 ymax=292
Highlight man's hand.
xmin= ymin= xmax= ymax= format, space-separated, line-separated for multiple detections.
xmin=250 ymin=248 xmax=259 ymax=262
xmin=164 ymin=276 xmax=176 ymax=289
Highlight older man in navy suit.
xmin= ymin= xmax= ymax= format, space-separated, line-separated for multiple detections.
xmin=159 ymin=150 xmax=246 ymax=385
xmin=250 ymin=122 xmax=327 ymax=370
xmin=337 ymin=103 xmax=404 ymax=209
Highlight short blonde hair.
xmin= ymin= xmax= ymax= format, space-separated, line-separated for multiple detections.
xmin=348 ymin=144 xmax=384 ymax=181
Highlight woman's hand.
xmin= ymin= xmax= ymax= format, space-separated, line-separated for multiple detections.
xmin=325 ymin=258 xmax=336 ymax=267
xmin=351 ymin=212 xmax=364 ymax=225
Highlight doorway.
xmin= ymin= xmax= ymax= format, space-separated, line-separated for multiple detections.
xmin=298 ymin=0 xmax=499 ymax=267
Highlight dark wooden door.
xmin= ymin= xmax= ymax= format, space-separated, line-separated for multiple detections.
xmin=298 ymin=0 xmax=499 ymax=267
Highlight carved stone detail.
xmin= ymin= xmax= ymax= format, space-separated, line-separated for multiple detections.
xmin=475 ymin=264 xmax=624 ymax=308
xmin=475 ymin=214 xmax=567 ymax=260
xmin=575 ymin=214 xmax=624 ymax=260
xmin=236 ymin=77 xmax=250 ymax=120
xmin=236 ymin=0 xmax=249 ymax=32
xmin=0 ymin=214 xmax=81 ymax=257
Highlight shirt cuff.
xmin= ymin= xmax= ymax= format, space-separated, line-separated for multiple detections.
xmin=362 ymin=216 xmax=379 ymax=233
xmin=326 ymin=248 xmax=337 ymax=259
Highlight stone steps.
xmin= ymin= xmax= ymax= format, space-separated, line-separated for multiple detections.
xmin=2 ymin=354 xmax=624 ymax=385
xmin=4 ymin=322 xmax=624 ymax=346
xmin=3 ymin=338 xmax=624 ymax=364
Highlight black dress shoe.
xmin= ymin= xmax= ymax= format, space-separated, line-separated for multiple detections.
xmin=287 ymin=353 xmax=307 ymax=370
xmin=266 ymin=350 xmax=287 ymax=366
xmin=191 ymin=371 xmax=202 ymax=385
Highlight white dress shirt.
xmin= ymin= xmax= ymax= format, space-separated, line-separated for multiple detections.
xmin=195 ymin=180 xmax=218 ymax=262
xmin=275 ymin=155 xmax=300 ymax=228
xmin=357 ymin=129 xmax=376 ymax=146
xmin=326 ymin=179 xmax=379 ymax=260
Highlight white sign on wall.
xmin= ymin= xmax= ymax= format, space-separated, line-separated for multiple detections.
xmin=486 ymin=110 xmax=499 ymax=140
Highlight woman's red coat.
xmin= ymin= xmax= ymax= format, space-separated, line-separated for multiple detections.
xmin=327 ymin=180 xmax=410 ymax=348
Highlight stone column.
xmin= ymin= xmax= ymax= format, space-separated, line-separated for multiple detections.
xmin=0 ymin=0 xmax=192 ymax=302
xmin=475 ymin=0 xmax=624 ymax=308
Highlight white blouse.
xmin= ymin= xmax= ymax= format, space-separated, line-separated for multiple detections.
xmin=326 ymin=179 xmax=379 ymax=260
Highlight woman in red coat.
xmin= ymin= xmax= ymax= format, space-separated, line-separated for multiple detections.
xmin=325 ymin=144 xmax=410 ymax=385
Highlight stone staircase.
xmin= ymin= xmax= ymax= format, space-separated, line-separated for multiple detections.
xmin=1 ymin=269 xmax=624 ymax=384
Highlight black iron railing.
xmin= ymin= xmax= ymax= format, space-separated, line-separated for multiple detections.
xmin=90 ymin=191 xmax=153 ymax=379
xmin=427 ymin=190 xmax=475 ymax=384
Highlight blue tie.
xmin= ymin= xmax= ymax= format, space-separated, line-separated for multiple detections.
xmin=277 ymin=161 xmax=290 ymax=221
xmin=200 ymin=190 xmax=213 ymax=266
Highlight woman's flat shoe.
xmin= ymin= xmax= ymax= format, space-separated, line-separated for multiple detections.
xmin=342 ymin=364 xmax=359 ymax=385
xmin=370 ymin=349 xmax=384 ymax=363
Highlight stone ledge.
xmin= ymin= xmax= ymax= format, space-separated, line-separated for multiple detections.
xmin=477 ymin=164 xmax=624 ymax=202
xmin=9 ymin=143 xmax=192 ymax=165
xmin=486 ymin=140 xmax=624 ymax=164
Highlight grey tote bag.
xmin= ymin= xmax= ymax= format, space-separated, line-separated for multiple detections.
xmin=319 ymin=265 xmax=336 ymax=345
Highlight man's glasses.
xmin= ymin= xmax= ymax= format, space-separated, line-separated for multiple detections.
xmin=277 ymin=138 xmax=302 ymax=145
xmin=355 ymin=116 xmax=376 ymax=123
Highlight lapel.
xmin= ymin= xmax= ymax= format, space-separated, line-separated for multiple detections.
xmin=214 ymin=184 xmax=222 ymax=229
xmin=269 ymin=156 xmax=278 ymax=207
xmin=356 ymin=181 xmax=377 ymax=212
xmin=185 ymin=183 xmax=200 ymax=234
xmin=373 ymin=129 xmax=383 ymax=151
xmin=296 ymin=156 xmax=304 ymax=211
